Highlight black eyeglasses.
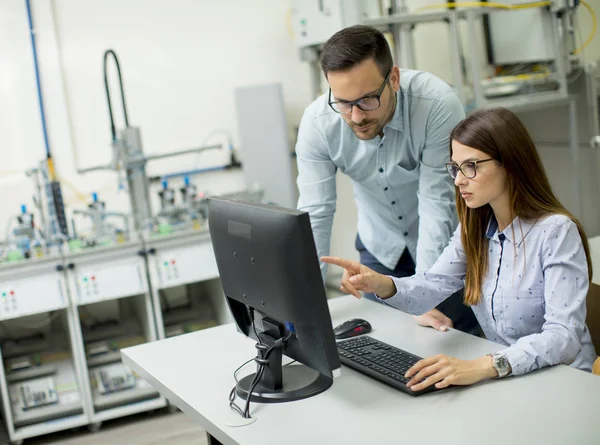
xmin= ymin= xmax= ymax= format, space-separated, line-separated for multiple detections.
xmin=446 ymin=159 xmax=494 ymax=179
xmin=328 ymin=70 xmax=391 ymax=115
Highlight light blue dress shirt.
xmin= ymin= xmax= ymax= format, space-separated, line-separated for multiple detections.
xmin=296 ymin=69 xmax=463 ymax=275
xmin=381 ymin=214 xmax=596 ymax=374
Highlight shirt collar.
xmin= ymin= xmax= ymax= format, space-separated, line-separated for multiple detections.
xmin=485 ymin=215 xmax=536 ymax=246
xmin=385 ymin=90 xmax=404 ymax=133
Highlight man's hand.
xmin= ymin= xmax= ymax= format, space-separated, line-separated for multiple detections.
xmin=321 ymin=256 xmax=396 ymax=299
xmin=413 ymin=308 xmax=453 ymax=332
xmin=405 ymin=354 xmax=497 ymax=392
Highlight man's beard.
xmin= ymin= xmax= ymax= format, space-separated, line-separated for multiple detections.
xmin=348 ymin=94 xmax=395 ymax=140
xmin=350 ymin=121 xmax=381 ymax=140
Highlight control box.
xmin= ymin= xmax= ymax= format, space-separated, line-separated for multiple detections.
xmin=290 ymin=0 xmax=361 ymax=48
xmin=0 ymin=261 xmax=68 ymax=321
xmin=73 ymin=260 xmax=147 ymax=305
xmin=152 ymin=242 xmax=219 ymax=288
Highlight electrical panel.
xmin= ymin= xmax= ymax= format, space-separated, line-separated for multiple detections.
xmin=73 ymin=260 xmax=148 ymax=305
xmin=488 ymin=1 xmax=556 ymax=64
xmin=0 ymin=273 xmax=67 ymax=321
xmin=290 ymin=0 xmax=362 ymax=48
xmin=153 ymin=243 xmax=219 ymax=288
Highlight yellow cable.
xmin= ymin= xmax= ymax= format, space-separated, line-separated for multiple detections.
xmin=55 ymin=174 xmax=88 ymax=202
xmin=415 ymin=1 xmax=596 ymax=57
xmin=286 ymin=8 xmax=294 ymax=39
xmin=46 ymin=157 xmax=55 ymax=181
xmin=416 ymin=1 xmax=551 ymax=12
xmin=574 ymin=0 xmax=597 ymax=55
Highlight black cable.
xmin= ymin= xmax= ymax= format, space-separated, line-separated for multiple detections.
xmin=229 ymin=316 xmax=294 ymax=419
xmin=248 ymin=307 xmax=264 ymax=346
xmin=241 ymin=331 xmax=294 ymax=418
xmin=243 ymin=361 xmax=266 ymax=418
xmin=233 ymin=357 xmax=255 ymax=382
xmin=103 ymin=49 xmax=130 ymax=141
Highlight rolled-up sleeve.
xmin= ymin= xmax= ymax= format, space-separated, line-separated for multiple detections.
xmin=499 ymin=221 xmax=589 ymax=375
xmin=296 ymin=111 xmax=337 ymax=280
xmin=380 ymin=226 xmax=466 ymax=313
xmin=416 ymin=91 xmax=463 ymax=272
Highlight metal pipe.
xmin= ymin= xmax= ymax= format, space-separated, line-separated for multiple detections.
xmin=550 ymin=12 xmax=568 ymax=97
xmin=448 ymin=10 xmax=466 ymax=105
xmin=144 ymin=144 xmax=223 ymax=162
xmin=465 ymin=9 xmax=484 ymax=107
xmin=310 ymin=57 xmax=322 ymax=100
xmin=25 ymin=0 xmax=51 ymax=157
xmin=568 ymin=98 xmax=582 ymax=219
xmin=76 ymin=163 xmax=114 ymax=175
xmin=151 ymin=164 xmax=230 ymax=182
xmin=77 ymin=144 xmax=222 ymax=173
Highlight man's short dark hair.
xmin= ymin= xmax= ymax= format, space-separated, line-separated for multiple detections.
xmin=320 ymin=25 xmax=393 ymax=78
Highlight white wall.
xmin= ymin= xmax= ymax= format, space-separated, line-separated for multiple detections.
xmin=1 ymin=0 xmax=599 ymax=269
xmin=0 ymin=0 xmax=313 ymax=238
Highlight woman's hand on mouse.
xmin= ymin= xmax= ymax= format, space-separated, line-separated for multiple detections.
xmin=320 ymin=256 xmax=396 ymax=299
xmin=404 ymin=354 xmax=497 ymax=392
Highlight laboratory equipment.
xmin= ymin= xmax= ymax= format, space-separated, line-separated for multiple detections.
xmin=71 ymin=193 xmax=130 ymax=248
xmin=76 ymin=50 xmax=225 ymax=233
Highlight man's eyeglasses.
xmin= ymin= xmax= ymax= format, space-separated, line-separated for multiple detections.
xmin=328 ymin=70 xmax=391 ymax=115
xmin=446 ymin=159 xmax=494 ymax=179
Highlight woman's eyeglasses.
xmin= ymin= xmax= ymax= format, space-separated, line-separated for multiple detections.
xmin=446 ymin=159 xmax=494 ymax=179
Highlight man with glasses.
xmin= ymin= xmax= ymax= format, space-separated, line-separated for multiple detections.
xmin=296 ymin=25 xmax=481 ymax=335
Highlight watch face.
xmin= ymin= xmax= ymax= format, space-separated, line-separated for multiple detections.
xmin=495 ymin=355 xmax=509 ymax=374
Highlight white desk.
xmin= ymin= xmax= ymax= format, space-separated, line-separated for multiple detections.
xmin=122 ymin=296 xmax=599 ymax=445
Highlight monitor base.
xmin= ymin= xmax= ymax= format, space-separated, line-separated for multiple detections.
xmin=236 ymin=364 xmax=332 ymax=403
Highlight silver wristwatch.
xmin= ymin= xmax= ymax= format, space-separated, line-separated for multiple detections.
xmin=488 ymin=352 xmax=511 ymax=378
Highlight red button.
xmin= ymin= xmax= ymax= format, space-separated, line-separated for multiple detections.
xmin=171 ymin=260 xmax=176 ymax=265
xmin=10 ymin=291 xmax=14 ymax=296
xmin=91 ymin=276 xmax=96 ymax=281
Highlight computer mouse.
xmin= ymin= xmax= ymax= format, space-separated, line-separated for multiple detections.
xmin=333 ymin=318 xmax=372 ymax=340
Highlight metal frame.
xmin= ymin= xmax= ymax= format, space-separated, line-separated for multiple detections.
xmin=300 ymin=1 xmax=589 ymax=221
xmin=142 ymin=228 xmax=231 ymax=341
xmin=62 ymin=241 xmax=167 ymax=429
xmin=0 ymin=257 xmax=91 ymax=444
xmin=362 ymin=3 xmax=574 ymax=110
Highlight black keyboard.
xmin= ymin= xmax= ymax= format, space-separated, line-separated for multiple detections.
xmin=337 ymin=335 xmax=441 ymax=396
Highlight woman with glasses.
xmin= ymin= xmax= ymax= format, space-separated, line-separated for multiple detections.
xmin=323 ymin=107 xmax=596 ymax=390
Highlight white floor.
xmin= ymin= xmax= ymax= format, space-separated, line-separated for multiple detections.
xmin=0 ymin=410 xmax=207 ymax=445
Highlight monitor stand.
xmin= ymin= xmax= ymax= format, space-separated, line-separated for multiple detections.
xmin=235 ymin=340 xmax=332 ymax=403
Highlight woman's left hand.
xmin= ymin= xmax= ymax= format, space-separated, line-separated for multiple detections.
xmin=405 ymin=354 xmax=498 ymax=392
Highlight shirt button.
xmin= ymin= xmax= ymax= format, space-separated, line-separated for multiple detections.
xmin=379 ymin=168 xmax=384 ymax=173
xmin=398 ymin=216 xmax=403 ymax=220
xmin=391 ymin=201 xmax=396 ymax=205
xmin=384 ymin=187 xmax=389 ymax=191
xmin=404 ymin=232 xmax=408 ymax=236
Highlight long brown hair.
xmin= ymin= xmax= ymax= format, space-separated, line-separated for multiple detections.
xmin=450 ymin=107 xmax=592 ymax=305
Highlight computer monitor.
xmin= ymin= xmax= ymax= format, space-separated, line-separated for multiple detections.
xmin=208 ymin=197 xmax=341 ymax=404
